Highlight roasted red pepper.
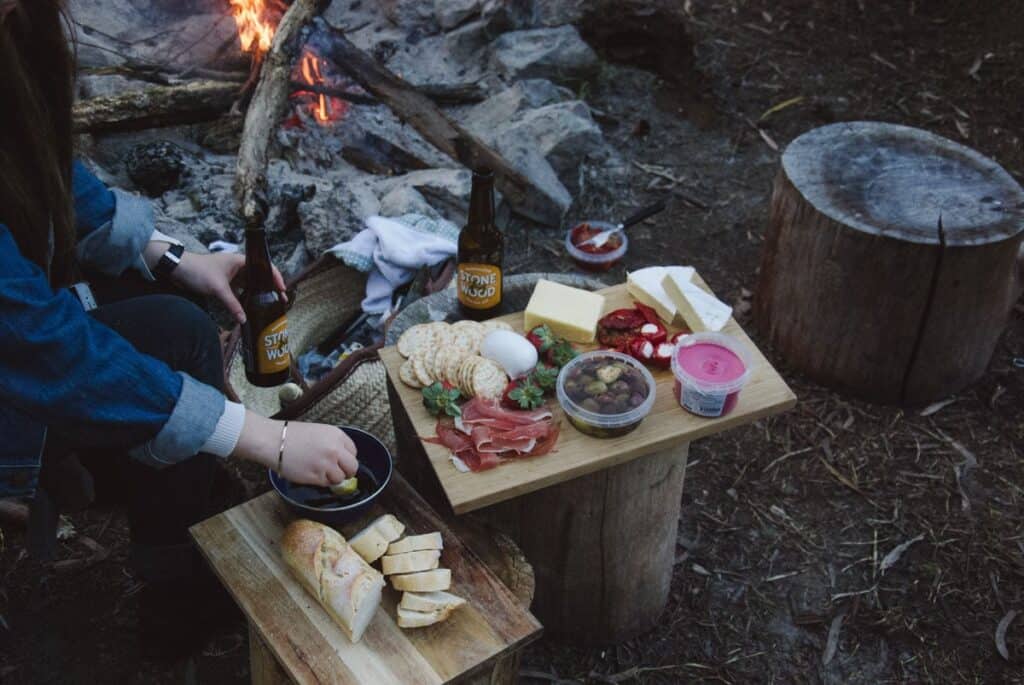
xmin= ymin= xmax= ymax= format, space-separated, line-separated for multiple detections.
xmin=651 ymin=342 xmax=675 ymax=369
xmin=628 ymin=337 xmax=655 ymax=363
xmin=638 ymin=322 xmax=667 ymax=345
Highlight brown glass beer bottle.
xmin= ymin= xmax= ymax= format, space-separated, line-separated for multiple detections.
xmin=242 ymin=228 xmax=291 ymax=387
xmin=457 ymin=168 xmax=504 ymax=321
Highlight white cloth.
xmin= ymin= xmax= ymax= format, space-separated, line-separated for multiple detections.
xmin=327 ymin=215 xmax=458 ymax=315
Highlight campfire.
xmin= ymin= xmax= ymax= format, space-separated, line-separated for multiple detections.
xmin=229 ymin=0 xmax=279 ymax=55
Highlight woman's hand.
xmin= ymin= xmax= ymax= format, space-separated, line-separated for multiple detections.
xmin=171 ymin=252 xmax=287 ymax=324
xmin=232 ymin=411 xmax=358 ymax=487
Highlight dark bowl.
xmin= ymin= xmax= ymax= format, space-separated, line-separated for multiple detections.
xmin=269 ymin=426 xmax=393 ymax=527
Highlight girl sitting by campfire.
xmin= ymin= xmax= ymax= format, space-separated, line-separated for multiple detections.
xmin=0 ymin=0 xmax=358 ymax=655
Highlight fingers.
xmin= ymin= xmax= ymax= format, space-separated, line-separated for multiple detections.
xmin=324 ymin=461 xmax=347 ymax=486
xmin=272 ymin=266 xmax=289 ymax=303
xmin=216 ymin=285 xmax=247 ymax=325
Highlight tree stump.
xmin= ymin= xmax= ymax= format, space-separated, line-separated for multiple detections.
xmin=756 ymin=121 xmax=1024 ymax=405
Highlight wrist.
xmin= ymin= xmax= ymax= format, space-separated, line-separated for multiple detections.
xmin=231 ymin=411 xmax=280 ymax=468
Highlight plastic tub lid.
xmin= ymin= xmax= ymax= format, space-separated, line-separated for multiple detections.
xmin=671 ymin=332 xmax=754 ymax=395
xmin=557 ymin=350 xmax=656 ymax=427
xmin=565 ymin=221 xmax=629 ymax=265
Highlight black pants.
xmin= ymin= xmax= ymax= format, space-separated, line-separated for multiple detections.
xmin=41 ymin=277 xmax=225 ymax=582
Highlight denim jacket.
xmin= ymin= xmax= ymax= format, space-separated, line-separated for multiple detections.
xmin=0 ymin=161 xmax=226 ymax=497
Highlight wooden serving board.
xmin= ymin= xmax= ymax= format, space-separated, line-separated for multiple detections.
xmin=380 ymin=277 xmax=797 ymax=515
xmin=190 ymin=473 xmax=542 ymax=685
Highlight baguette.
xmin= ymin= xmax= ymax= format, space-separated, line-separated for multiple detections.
xmin=348 ymin=526 xmax=390 ymax=564
xmin=281 ymin=519 xmax=384 ymax=643
xmin=387 ymin=532 xmax=443 ymax=555
xmin=399 ymin=590 xmax=466 ymax=614
xmin=381 ymin=550 xmax=441 ymax=576
xmin=372 ymin=514 xmax=406 ymax=542
xmin=390 ymin=568 xmax=451 ymax=593
xmin=397 ymin=606 xmax=458 ymax=629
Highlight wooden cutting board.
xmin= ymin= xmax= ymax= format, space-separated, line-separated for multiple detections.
xmin=380 ymin=277 xmax=797 ymax=515
xmin=190 ymin=473 xmax=542 ymax=684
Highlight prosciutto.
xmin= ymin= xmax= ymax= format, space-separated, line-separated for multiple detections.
xmin=425 ymin=399 xmax=559 ymax=472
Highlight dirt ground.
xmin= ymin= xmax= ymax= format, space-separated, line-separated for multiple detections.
xmin=2 ymin=1 xmax=1023 ymax=683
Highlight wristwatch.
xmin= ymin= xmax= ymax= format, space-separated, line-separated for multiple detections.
xmin=153 ymin=243 xmax=185 ymax=281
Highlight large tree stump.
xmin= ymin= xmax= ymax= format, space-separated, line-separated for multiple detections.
xmin=757 ymin=122 xmax=1024 ymax=405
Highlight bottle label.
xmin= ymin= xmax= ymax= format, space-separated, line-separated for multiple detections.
xmin=255 ymin=315 xmax=291 ymax=374
xmin=458 ymin=263 xmax=502 ymax=310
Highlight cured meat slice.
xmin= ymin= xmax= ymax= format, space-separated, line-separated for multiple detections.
xmin=462 ymin=397 xmax=552 ymax=425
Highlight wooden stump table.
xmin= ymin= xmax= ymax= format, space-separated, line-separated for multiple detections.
xmin=381 ymin=279 xmax=796 ymax=645
xmin=190 ymin=473 xmax=541 ymax=684
xmin=757 ymin=121 xmax=1024 ymax=405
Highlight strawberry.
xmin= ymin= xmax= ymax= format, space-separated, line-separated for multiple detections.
xmin=530 ymin=362 xmax=560 ymax=392
xmin=526 ymin=324 xmax=558 ymax=353
xmin=546 ymin=340 xmax=579 ymax=368
xmin=422 ymin=381 xmax=462 ymax=417
xmin=503 ymin=379 xmax=546 ymax=410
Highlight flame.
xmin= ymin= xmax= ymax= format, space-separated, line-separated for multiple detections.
xmin=293 ymin=49 xmax=347 ymax=125
xmin=230 ymin=0 xmax=275 ymax=54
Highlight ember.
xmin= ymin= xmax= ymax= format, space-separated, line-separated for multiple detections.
xmin=293 ymin=49 xmax=349 ymax=125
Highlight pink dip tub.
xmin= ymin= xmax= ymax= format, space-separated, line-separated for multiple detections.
xmin=671 ymin=333 xmax=754 ymax=418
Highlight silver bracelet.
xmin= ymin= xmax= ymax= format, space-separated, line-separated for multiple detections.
xmin=277 ymin=421 xmax=289 ymax=474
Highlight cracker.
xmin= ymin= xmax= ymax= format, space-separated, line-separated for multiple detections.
xmin=397 ymin=325 xmax=426 ymax=358
xmin=432 ymin=348 xmax=457 ymax=384
xmin=458 ymin=356 xmax=483 ymax=396
xmin=412 ymin=356 xmax=434 ymax=387
xmin=482 ymin=320 xmax=513 ymax=332
xmin=445 ymin=350 xmax=468 ymax=385
xmin=472 ymin=360 xmax=507 ymax=400
xmin=399 ymin=360 xmax=422 ymax=389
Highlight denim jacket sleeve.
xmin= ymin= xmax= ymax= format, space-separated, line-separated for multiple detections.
xmin=72 ymin=160 xmax=163 ymax=279
xmin=0 ymin=223 xmax=225 ymax=468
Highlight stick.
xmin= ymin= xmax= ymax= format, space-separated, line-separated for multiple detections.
xmin=72 ymin=80 xmax=242 ymax=135
xmin=311 ymin=21 xmax=568 ymax=226
xmin=288 ymin=81 xmax=377 ymax=105
xmin=235 ymin=0 xmax=331 ymax=227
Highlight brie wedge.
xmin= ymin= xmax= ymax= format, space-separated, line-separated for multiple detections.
xmin=662 ymin=271 xmax=732 ymax=332
xmin=627 ymin=266 xmax=696 ymax=324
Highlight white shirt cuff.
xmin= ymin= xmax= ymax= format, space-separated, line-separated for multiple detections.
xmin=199 ymin=400 xmax=246 ymax=458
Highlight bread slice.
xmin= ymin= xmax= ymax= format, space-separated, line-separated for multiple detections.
xmin=381 ymin=550 xmax=441 ymax=576
xmin=348 ymin=526 xmax=390 ymax=564
xmin=399 ymin=590 xmax=466 ymax=614
xmin=397 ymin=606 xmax=457 ymax=629
xmin=372 ymin=514 xmax=406 ymax=543
xmin=390 ymin=568 xmax=452 ymax=593
xmin=387 ymin=532 xmax=444 ymax=556
xmin=281 ymin=520 xmax=384 ymax=643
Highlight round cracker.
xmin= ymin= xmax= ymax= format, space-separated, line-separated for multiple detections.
xmin=459 ymin=356 xmax=483 ymax=395
xmin=397 ymin=325 xmax=426 ymax=358
xmin=472 ymin=360 xmax=507 ymax=400
xmin=399 ymin=359 xmax=422 ymax=388
xmin=412 ymin=356 xmax=434 ymax=387
xmin=482 ymin=320 xmax=513 ymax=332
xmin=433 ymin=348 xmax=458 ymax=384
xmin=444 ymin=349 xmax=468 ymax=384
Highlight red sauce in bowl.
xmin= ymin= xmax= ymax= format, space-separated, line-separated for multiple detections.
xmin=567 ymin=223 xmax=626 ymax=272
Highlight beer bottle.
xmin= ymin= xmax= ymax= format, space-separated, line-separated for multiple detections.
xmin=457 ymin=168 xmax=503 ymax=320
xmin=242 ymin=228 xmax=291 ymax=387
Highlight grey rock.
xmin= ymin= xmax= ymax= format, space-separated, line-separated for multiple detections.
xmin=495 ymin=143 xmax=573 ymax=224
xmin=495 ymin=101 xmax=606 ymax=188
xmin=443 ymin=19 xmax=492 ymax=63
xmin=298 ymin=180 xmax=380 ymax=257
xmin=490 ymin=26 xmax=599 ymax=85
xmin=152 ymin=213 xmax=209 ymax=255
xmin=380 ymin=0 xmax=439 ymax=32
xmin=386 ymin=34 xmax=484 ymax=88
xmin=125 ymin=142 xmax=196 ymax=197
xmin=480 ymin=0 xmax=534 ymax=33
xmin=378 ymin=187 xmax=442 ymax=220
xmin=280 ymin=242 xmax=313 ymax=281
xmin=461 ymin=80 xmax=574 ymax=137
xmin=530 ymin=0 xmax=592 ymax=27
xmin=376 ymin=169 xmax=473 ymax=224
xmin=435 ymin=0 xmax=480 ymax=30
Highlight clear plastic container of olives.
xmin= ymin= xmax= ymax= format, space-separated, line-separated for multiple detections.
xmin=557 ymin=350 xmax=657 ymax=438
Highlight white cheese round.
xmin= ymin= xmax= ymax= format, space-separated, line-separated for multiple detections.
xmin=480 ymin=330 xmax=538 ymax=379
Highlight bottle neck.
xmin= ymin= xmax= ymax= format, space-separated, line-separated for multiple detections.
xmin=467 ymin=173 xmax=495 ymax=226
xmin=245 ymin=228 xmax=273 ymax=289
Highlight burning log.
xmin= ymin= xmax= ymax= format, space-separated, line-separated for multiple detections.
xmin=310 ymin=22 xmax=569 ymax=226
xmin=72 ymin=80 xmax=243 ymax=135
xmin=235 ymin=0 xmax=331 ymax=227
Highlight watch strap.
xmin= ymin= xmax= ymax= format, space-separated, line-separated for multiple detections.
xmin=153 ymin=243 xmax=185 ymax=280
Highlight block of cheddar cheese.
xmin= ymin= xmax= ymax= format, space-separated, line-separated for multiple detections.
xmin=523 ymin=279 xmax=606 ymax=343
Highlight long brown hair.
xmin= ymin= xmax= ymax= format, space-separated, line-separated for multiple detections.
xmin=0 ymin=0 xmax=76 ymax=285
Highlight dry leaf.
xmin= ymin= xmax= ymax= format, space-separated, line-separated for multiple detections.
xmin=995 ymin=610 xmax=1017 ymax=661
xmin=879 ymin=534 xmax=925 ymax=575
xmin=822 ymin=613 xmax=845 ymax=665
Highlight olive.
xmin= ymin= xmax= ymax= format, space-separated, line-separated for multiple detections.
xmin=611 ymin=380 xmax=630 ymax=395
xmin=596 ymin=364 xmax=623 ymax=384
xmin=585 ymin=380 xmax=608 ymax=396
xmin=630 ymin=393 xmax=645 ymax=407
xmin=579 ymin=374 xmax=596 ymax=387
xmin=581 ymin=398 xmax=601 ymax=413
xmin=613 ymin=400 xmax=630 ymax=414
xmin=564 ymin=380 xmax=580 ymax=393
